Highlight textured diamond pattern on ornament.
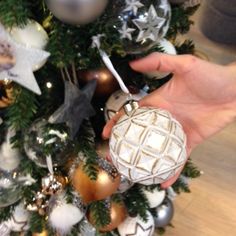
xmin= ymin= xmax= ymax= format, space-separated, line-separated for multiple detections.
xmin=110 ymin=107 xmax=187 ymax=185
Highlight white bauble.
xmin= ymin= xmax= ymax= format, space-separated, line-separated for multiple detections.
xmin=9 ymin=20 xmax=49 ymax=71
xmin=6 ymin=203 xmax=29 ymax=232
xmin=118 ymin=211 xmax=154 ymax=236
xmin=49 ymin=201 xmax=84 ymax=234
xmin=145 ymin=39 xmax=176 ymax=80
xmin=109 ymin=107 xmax=187 ymax=185
xmin=0 ymin=129 xmax=20 ymax=171
xmin=143 ymin=188 xmax=166 ymax=208
xmin=0 ymin=222 xmax=10 ymax=236
xmin=105 ymin=89 xmax=147 ymax=121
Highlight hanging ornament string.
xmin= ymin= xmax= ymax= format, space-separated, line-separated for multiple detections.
xmin=44 ymin=129 xmax=69 ymax=175
xmin=91 ymin=34 xmax=130 ymax=95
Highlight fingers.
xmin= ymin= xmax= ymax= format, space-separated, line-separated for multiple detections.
xmin=102 ymin=110 xmax=124 ymax=139
xmin=130 ymin=52 xmax=198 ymax=74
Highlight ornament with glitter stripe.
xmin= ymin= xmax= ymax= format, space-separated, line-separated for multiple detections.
xmin=112 ymin=0 xmax=171 ymax=54
xmin=109 ymin=102 xmax=187 ymax=185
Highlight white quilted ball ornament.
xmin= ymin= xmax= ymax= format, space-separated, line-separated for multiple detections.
xmin=118 ymin=211 xmax=155 ymax=236
xmin=145 ymin=39 xmax=176 ymax=80
xmin=109 ymin=101 xmax=187 ymax=185
xmin=105 ymin=89 xmax=147 ymax=121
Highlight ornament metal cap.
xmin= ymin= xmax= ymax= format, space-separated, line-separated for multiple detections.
xmin=124 ymin=100 xmax=139 ymax=115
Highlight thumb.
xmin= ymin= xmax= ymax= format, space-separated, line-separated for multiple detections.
xmin=130 ymin=52 xmax=196 ymax=74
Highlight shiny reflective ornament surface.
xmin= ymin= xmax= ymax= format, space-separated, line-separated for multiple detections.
xmin=117 ymin=175 xmax=134 ymax=193
xmin=118 ymin=211 xmax=154 ymax=236
xmin=77 ymin=68 xmax=119 ymax=97
xmin=105 ymin=88 xmax=147 ymax=121
xmin=42 ymin=174 xmax=68 ymax=195
xmin=0 ymin=80 xmax=14 ymax=108
xmin=145 ymin=38 xmax=176 ymax=79
xmin=0 ymin=169 xmax=22 ymax=207
xmin=9 ymin=20 xmax=49 ymax=71
xmin=153 ymin=198 xmax=174 ymax=227
xmin=24 ymin=119 xmax=73 ymax=168
xmin=78 ymin=218 xmax=96 ymax=236
xmin=32 ymin=229 xmax=48 ymax=236
xmin=112 ymin=0 xmax=171 ymax=54
xmin=45 ymin=0 xmax=108 ymax=25
xmin=109 ymin=106 xmax=187 ymax=185
xmin=72 ymin=159 xmax=121 ymax=204
xmin=88 ymin=201 xmax=127 ymax=232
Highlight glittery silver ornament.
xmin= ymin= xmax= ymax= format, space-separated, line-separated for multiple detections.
xmin=117 ymin=175 xmax=134 ymax=193
xmin=112 ymin=0 xmax=171 ymax=54
xmin=109 ymin=105 xmax=187 ymax=185
xmin=78 ymin=218 xmax=96 ymax=236
xmin=0 ymin=169 xmax=22 ymax=208
xmin=24 ymin=119 xmax=74 ymax=168
xmin=45 ymin=0 xmax=108 ymax=25
xmin=154 ymin=198 xmax=174 ymax=228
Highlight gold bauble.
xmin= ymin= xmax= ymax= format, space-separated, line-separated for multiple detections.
xmin=77 ymin=68 xmax=119 ymax=97
xmin=88 ymin=201 xmax=127 ymax=232
xmin=32 ymin=229 xmax=48 ymax=236
xmin=72 ymin=162 xmax=121 ymax=204
xmin=0 ymin=80 xmax=14 ymax=108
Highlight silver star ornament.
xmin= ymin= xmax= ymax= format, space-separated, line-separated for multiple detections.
xmin=0 ymin=24 xmax=50 ymax=95
xmin=118 ymin=22 xmax=136 ymax=40
xmin=123 ymin=0 xmax=144 ymax=16
xmin=132 ymin=4 xmax=166 ymax=42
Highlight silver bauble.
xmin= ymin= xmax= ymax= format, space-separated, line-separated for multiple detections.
xmin=154 ymin=198 xmax=174 ymax=228
xmin=0 ymin=169 xmax=22 ymax=208
xmin=117 ymin=175 xmax=134 ymax=193
xmin=24 ymin=119 xmax=74 ymax=168
xmin=112 ymin=0 xmax=171 ymax=54
xmin=45 ymin=0 xmax=108 ymax=25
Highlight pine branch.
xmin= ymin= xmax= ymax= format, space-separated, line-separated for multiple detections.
xmin=28 ymin=212 xmax=46 ymax=235
xmin=0 ymin=201 xmax=18 ymax=223
xmin=89 ymin=200 xmax=111 ymax=228
xmin=182 ymin=159 xmax=201 ymax=179
xmin=0 ymin=0 xmax=31 ymax=27
xmin=6 ymin=86 xmax=38 ymax=143
xmin=167 ymin=5 xmax=200 ymax=39
xmin=172 ymin=178 xmax=191 ymax=194
xmin=124 ymin=184 xmax=150 ymax=222
xmin=175 ymin=39 xmax=195 ymax=55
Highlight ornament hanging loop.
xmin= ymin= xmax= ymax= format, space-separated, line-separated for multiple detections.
xmin=124 ymin=100 xmax=139 ymax=116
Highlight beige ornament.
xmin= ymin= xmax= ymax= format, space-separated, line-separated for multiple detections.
xmin=109 ymin=106 xmax=187 ymax=185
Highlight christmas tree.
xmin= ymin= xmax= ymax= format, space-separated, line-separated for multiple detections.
xmin=0 ymin=0 xmax=201 ymax=235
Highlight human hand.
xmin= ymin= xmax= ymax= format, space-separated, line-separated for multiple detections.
xmin=103 ymin=53 xmax=236 ymax=188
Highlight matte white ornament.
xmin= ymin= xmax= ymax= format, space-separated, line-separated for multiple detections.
xmin=0 ymin=223 xmax=10 ymax=236
xmin=49 ymin=201 xmax=84 ymax=234
xmin=0 ymin=24 xmax=50 ymax=95
xmin=142 ymin=188 xmax=166 ymax=208
xmin=0 ymin=129 xmax=20 ymax=171
xmin=118 ymin=211 xmax=155 ymax=236
xmin=9 ymin=20 xmax=49 ymax=71
xmin=109 ymin=106 xmax=187 ymax=185
xmin=105 ymin=89 xmax=147 ymax=121
xmin=145 ymin=39 xmax=176 ymax=80
xmin=6 ymin=203 xmax=29 ymax=232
